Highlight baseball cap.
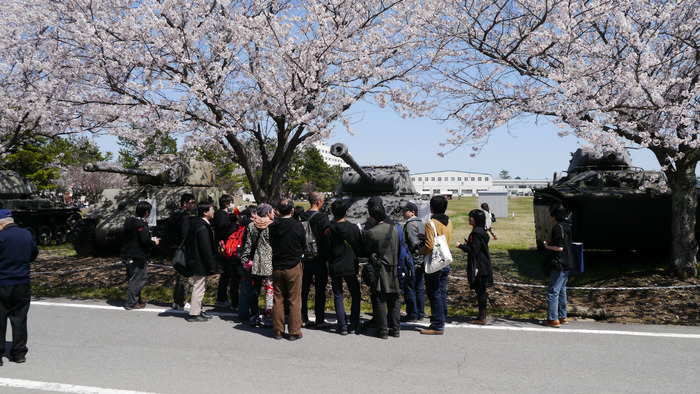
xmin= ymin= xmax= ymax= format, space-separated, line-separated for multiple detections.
xmin=399 ymin=202 xmax=418 ymax=213
xmin=367 ymin=196 xmax=384 ymax=208
xmin=0 ymin=209 xmax=12 ymax=218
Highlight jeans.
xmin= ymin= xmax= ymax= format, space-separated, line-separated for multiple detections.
xmin=404 ymin=265 xmax=425 ymax=320
xmin=547 ymin=269 xmax=571 ymax=321
xmin=331 ymin=275 xmax=361 ymax=330
xmin=424 ymin=266 xmax=450 ymax=331
xmin=301 ymin=260 xmax=328 ymax=323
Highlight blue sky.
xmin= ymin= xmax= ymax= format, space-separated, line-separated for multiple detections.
xmin=96 ymin=100 xmax=663 ymax=181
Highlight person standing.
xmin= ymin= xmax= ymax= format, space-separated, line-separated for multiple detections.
xmin=400 ymin=202 xmax=425 ymax=322
xmin=541 ymin=204 xmax=573 ymax=328
xmin=0 ymin=209 xmax=38 ymax=365
xmin=480 ymin=203 xmax=498 ymax=240
xmin=169 ymin=193 xmax=195 ymax=311
xmin=456 ymin=209 xmax=493 ymax=325
xmin=300 ymin=191 xmax=331 ymax=328
xmin=239 ymin=203 xmax=275 ymax=327
xmin=419 ymin=195 xmax=453 ymax=335
xmin=121 ymin=201 xmax=160 ymax=310
xmin=268 ymin=199 xmax=306 ymax=340
xmin=364 ymin=203 xmax=401 ymax=339
xmin=326 ymin=199 xmax=363 ymax=335
xmin=185 ymin=202 xmax=218 ymax=322
xmin=213 ymin=194 xmax=238 ymax=309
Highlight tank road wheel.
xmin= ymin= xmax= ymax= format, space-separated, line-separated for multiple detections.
xmin=66 ymin=213 xmax=82 ymax=231
xmin=70 ymin=219 xmax=98 ymax=256
xmin=37 ymin=226 xmax=53 ymax=246
xmin=53 ymin=225 xmax=68 ymax=245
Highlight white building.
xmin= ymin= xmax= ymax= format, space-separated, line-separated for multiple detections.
xmin=313 ymin=141 xmax=349 ymax=168
xmin=492 ymin=179 xmax=551 ymax=196
xmin=411 ymin=170 xmax=494 ymax=198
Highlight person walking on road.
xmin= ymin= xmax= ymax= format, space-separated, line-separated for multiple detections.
xmin=0 ymin=209 xmax=38 ymax=365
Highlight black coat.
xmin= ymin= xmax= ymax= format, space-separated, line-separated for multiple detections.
xmin=458 ymin=226 xmax=493 ymax=289
xmin=185 ymin=218 xmax=218 ymax=276
xmin=327 ymin=220 xmax=362 ymax=277
xmin=121 ymin=217 xmax=156 ymax=262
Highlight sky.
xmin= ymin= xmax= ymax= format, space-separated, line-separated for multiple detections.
xmin=95 ymin=100 xmax=664 ymax=181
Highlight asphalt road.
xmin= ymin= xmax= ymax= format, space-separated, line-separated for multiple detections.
xmin=1 ymin=298 xmax=699 ymax=393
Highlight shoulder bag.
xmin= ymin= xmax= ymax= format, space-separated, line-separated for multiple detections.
xmin=424 ymin=220 xmax=453 ymax=274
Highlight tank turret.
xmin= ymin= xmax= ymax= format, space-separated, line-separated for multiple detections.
xmin=321 ymin=143 xmax=427 ymax=225
xmin=71 ymin=156 xmax=228 ymax=256
xmin=0 ymin=170 xmax=81 ymax=245
xmin=532 ymin=148 xmax=697 ymax=254
xmin=83 ymin=155 xmax=214 ymax=186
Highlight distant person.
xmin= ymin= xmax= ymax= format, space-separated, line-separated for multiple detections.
xmin=326 ymin=199 xmax=362 ymax=335
xmin=419 ymin=195 xmax=453 ymax=335
xmin=480 ymin=203 xmax=497 ymax=240
xmin=169 ymin=193 xmax=196 ymax=311
xmin=364 ymin=203 xmax=401 ymax=339
xmin=363 ymin=196 xmax=384 ymax=231
xmin=268 ymin=199 xmax=306 ymax=340
xmin=541 ymin=204 xmax=573 ymax=328
xmin=185 ymin=202 xmax=218 ymax=322
xmin=456 ymin=209 xmax=493 ymax=325
xmin=293 ymin=206 xmax=305 ymax=221
xmin=0 ymin=209 xmax=38 ymax=365
xmin=213 ymin=194 xmax=238 ymax=309
xmin=400 ymin=202 xmax=425 ymax=322
xmin=300 ymin=191 xmax=331 ymax=328
xmin=239 ymin=203 xmax=275 ymax=327
xmin=121 ymin=201 xmax=160 ymax=310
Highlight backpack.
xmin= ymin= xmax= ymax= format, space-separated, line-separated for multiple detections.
xmin=222 ymin=225 xmax=246 ymax=260
xmin=301 ymin=211 xmax=319 ymax=261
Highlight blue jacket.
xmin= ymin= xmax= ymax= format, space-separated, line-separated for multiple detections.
xmin=0 ymin=223 xmax=38 ymax=286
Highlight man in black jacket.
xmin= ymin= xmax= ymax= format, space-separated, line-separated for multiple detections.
xmin=299 ymin=191 xmax=331 ymax=328
xmin=185 ymin=202 xmax=218 ymax=322
xmin=121 ymin=201 xmax=159 ymax=310
xmin=268 ymin=199 xmax=306 ymax=340
xmin=169 ymin=193 xmax=195 ymax=311
xmin=0 ymin=209 xmax=38 ymax=365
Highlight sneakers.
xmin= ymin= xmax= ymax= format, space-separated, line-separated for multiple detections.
xmin=11 ymin=356 xmax=26 ymax=364
xmin=400 ymin=315 xmax=418 ymax=323
xmin=389 ymin=329 xmax=400 ymax=338
xmin=214 ymin=300 xmax=232 ymax=308
xmin=200 ymin=311 xmax=213 ymax=320
xmin=541 ymin=319 xmax=561 ymax=328
xmin=375 ymin=331 xmax=389 ymax=339
xmin=172 ymin=302 xmax=191 ymax=311
xmin=187 ymin=314 xmax=208 ymax=322
xmin=339 ymin=327 xmax=348 ymax=336
xmin=559 ymin=318 xmax=569 ymax=325
xmin=125 ymin=303 xmax=146 ymax=310
xmin=420 ymin=328 xmax=444 ymax=335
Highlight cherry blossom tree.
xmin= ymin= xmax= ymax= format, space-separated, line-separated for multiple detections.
xmin=24 ymin=0 xmax=436 ymax=202
xmin=426 ymin=0 xmax=700 ymax=277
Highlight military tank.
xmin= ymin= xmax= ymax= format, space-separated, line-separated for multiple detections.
xmin=71 ymin=155 xmax=227 ymax=256
xmin=320 ymin=143 xmax=429 ymax=225
xmin=532 ymin=148 xmax=695 ymax=253
xmin=0 ymin=170 xmax=82 ymax=245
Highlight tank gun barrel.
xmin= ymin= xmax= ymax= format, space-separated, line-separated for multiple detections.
xmin=330 ymin=143 xmax=373 ymax=183
xmin=83 ymin=163 xmax=158 ymax=177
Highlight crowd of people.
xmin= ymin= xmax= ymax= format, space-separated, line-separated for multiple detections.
xmin=119 ymin=191 xmax=574 ymax=339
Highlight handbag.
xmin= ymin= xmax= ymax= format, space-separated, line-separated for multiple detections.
xmin=424 ymin=220 xmax=453 ymax=274
xmin=172 ymin=246 xmax=193 ymax=277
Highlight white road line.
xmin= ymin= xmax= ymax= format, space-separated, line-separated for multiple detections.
xmin=31 ymin=301 xmax=700 ymax=340
xmin=0 ymin=378 xmax=157 ymax=394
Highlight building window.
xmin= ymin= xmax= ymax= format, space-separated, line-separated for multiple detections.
xmin=438 ymin=177 xmax=442 ymax=181
xmin=417 ymin=177 xmax=421 ymax=181
xmin=471 ymin=177 xmax=475 ymax=181
xmin=485 ymin=176 xmax=489 ymax=181
xmin=463 ymin=189 xmax=472 ymax=194
xmin=478 ymin=177 xmax=482 ymax=181
xmin=433 ymin=189 xmax=440 ymax=194
xmin=431 ymin=177 xmax=435 ymax=181
xmin=458 ymin=177 xmax=462 ymax=181
xmin=412 ymin=177 xmax=415 ymax=181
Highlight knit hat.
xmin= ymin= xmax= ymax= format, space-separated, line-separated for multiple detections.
xmin=256 ymin=203 xmax=273 ymax=217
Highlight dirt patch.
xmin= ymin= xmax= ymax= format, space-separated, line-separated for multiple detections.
xmin=31 ymin=251 xmax=700 ymax=325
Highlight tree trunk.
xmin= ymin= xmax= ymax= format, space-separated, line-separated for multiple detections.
xmin=666 ymin=161 xmax=699 ymax=278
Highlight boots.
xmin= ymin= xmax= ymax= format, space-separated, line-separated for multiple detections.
xmin=468 ymin=308 xmax=487 ymax=325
